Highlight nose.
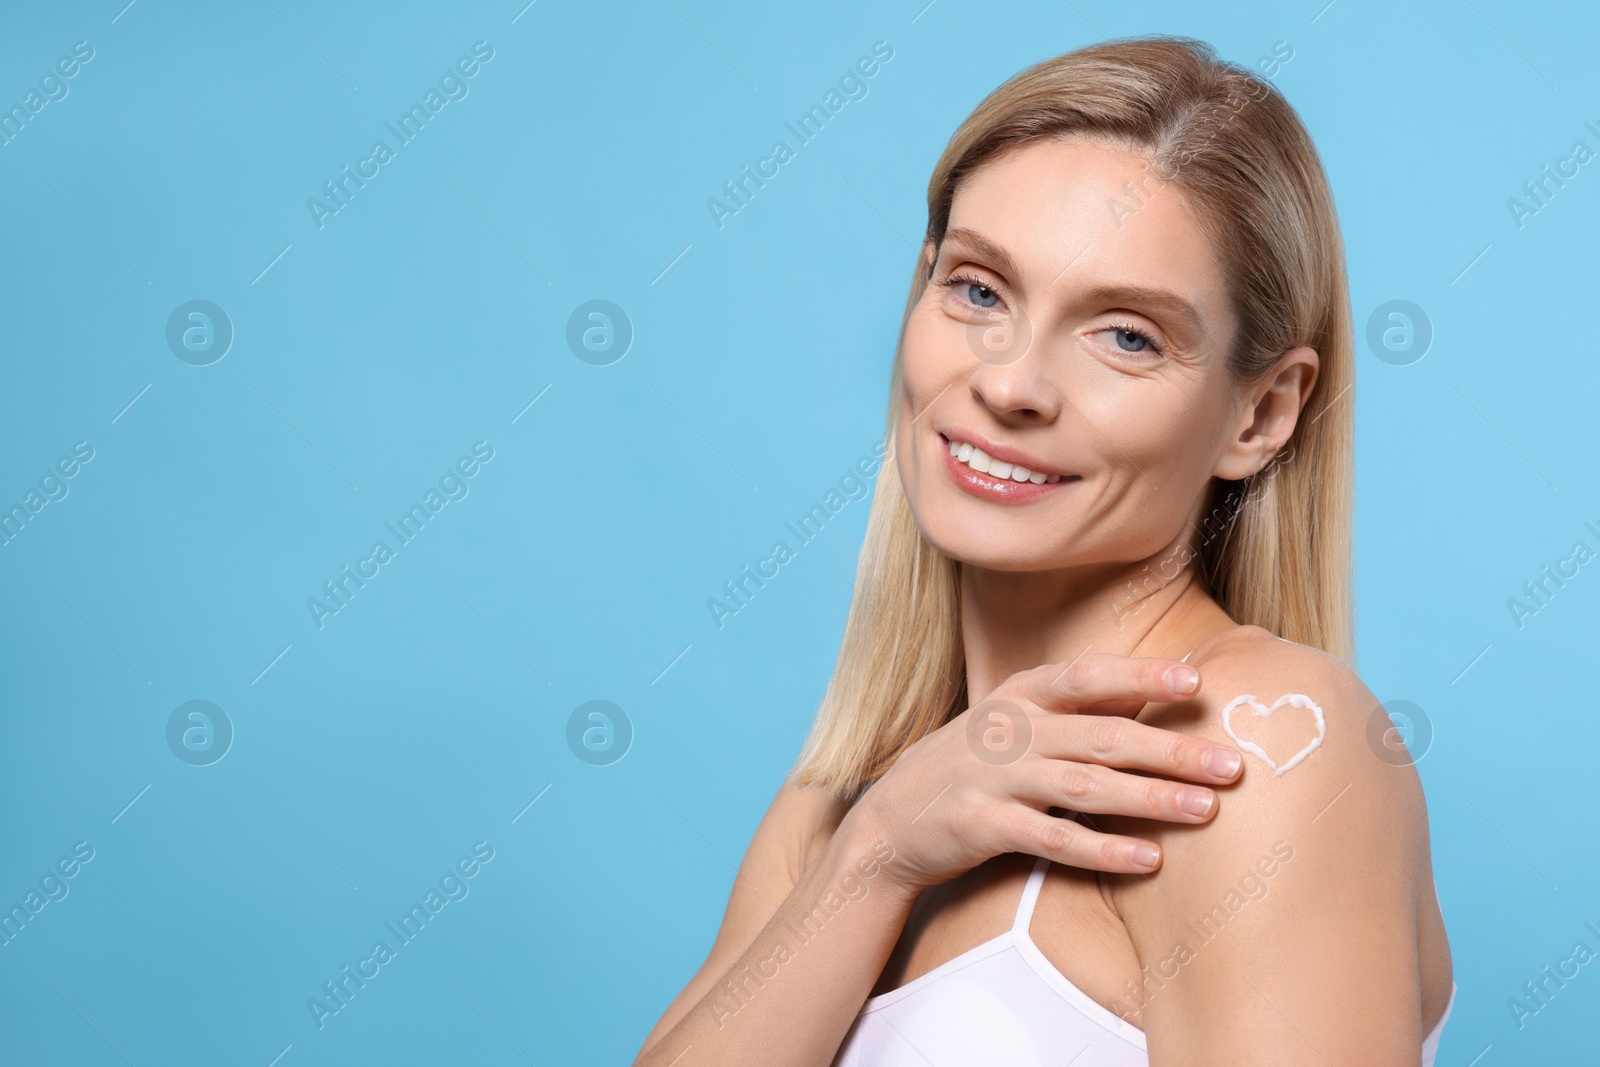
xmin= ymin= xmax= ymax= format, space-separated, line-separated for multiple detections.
xmin=969 ymin=345 xmax=1061 ymax=424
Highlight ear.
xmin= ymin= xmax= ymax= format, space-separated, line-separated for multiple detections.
xmin=1214 ymin=346 xmax=1320 ymax=481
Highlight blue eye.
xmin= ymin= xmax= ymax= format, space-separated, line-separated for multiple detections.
xmin=940 ymin=272 xmax=1004 ymax=310
xmin=962 ymin=283 xmax=1000 ymax=308
xmin=1115 ymin=329 xmax=1149 ymax=352
xmin=1101 ymin=322 xmax=1165 ymax=358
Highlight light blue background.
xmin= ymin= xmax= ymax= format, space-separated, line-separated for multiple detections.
xmin=2 ymin=1 xmax=1596 ymax=1063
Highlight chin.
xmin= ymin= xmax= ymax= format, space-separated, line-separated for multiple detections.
xmin=910 ymin=510 xmax=1070 ymax=572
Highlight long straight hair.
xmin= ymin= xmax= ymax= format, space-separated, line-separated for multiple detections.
xmin=790 ymin=36 xmax=1355 ymax=801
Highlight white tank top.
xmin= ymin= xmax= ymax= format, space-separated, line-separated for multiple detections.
xmin=832 ymin=856 xmax=1456 ymax=1065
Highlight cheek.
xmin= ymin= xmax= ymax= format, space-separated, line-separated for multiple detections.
xmin=899 ymin=304 xmax=952 ymax=393
xmin=1065 ymin=376 xmax=1224 ymax=542
xmin=896 ymin=312 xmax=955 ymax=430
xmin=894 ymin=311 xmax=955 ymax=504
xmin=1121 ymin=400 xmax=1202 ymax=465
xmin=1143 ymin=385 xmax=1235 ymax=477
xmin=1075 ymin=370 xmax=1217 ymax=474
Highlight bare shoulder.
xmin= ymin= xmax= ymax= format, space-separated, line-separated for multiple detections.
xmin=1090 ymin=624 xmax=1430 ymax=909
xmin=1140 ymin=624 xmax=1426 ymax=838
xmin=1096 ymin=625 xmax=1441 ymax=1050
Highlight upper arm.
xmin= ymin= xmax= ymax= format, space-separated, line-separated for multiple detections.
xmin=1101 ymin=633 xmax=1431 ymax=1066
xmin=637 ymin=777 xmax=848 ymax=1055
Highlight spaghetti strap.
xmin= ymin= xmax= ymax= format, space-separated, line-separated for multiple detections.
xmin=1012 ymin=856 xmax=1051 ymax=935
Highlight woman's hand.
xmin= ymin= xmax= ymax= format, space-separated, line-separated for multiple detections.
xmin=846 ymin=652 xmax=1244 ymax=892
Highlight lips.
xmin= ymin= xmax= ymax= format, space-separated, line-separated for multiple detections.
xmin=944 ymin=436 xmax=1066 ymax=484
xmin=937 ymin=430 xmax=1079 ymax=503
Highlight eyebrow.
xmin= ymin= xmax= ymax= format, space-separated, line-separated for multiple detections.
xmin=940 ymin=227 xmax=1024 ymax=287
xmin=1076 ymin=283 xmax=1205 ymax=338
xmin=939 ymin=226 xmax=1206 ymax=337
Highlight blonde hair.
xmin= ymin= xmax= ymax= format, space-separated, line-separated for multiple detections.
xmin=790 ymin=35 xmax=1354 ymax=800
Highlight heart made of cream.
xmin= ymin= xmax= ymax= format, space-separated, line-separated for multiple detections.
xmin=1220 ymin=693 xmax=1326 ymax=776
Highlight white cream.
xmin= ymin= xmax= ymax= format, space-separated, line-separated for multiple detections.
xmin=1220 ymin=693 xmax=1326 ymax=776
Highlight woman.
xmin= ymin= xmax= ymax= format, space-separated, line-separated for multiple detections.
xmin=637 ymin=34 xmax=1453 ymax=1065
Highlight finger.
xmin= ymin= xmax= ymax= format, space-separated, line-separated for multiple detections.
xmin=1031 ymin=712 xmax=1244 ymax=784
xmin=1019 ymin=652 xmax=1200 ymax=711
xmin=1064 ymin=698 xmax=1150 ymax=719
xmin=1004 ymin=806 xmax=1164 ymax=874
xmin=1012 ymin=756 xmax=1219 ymax=824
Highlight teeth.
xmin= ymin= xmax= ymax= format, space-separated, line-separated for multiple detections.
xmin=945 ymin=437 xmax=1066 ymax=484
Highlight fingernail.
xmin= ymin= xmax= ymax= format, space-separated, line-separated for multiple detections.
xmin=1165 ymin=665 xmax=1198 ymax=694
xmin=1131 ymin=843 xmax=1161 ymax=869
xmin=1206 ymin=747 xmax=1242 ymax=778
xmin=1179 ymin=788 xmax=1214 ymax=816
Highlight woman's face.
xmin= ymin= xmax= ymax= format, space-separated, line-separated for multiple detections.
xmin=896 ymin=135 xmax=1260 ymax=574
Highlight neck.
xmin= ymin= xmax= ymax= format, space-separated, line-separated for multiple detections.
xmin=958 ymin=548 xmax=1225 ymax=703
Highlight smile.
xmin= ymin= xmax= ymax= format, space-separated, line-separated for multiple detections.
xmin=937 ymin=432 xmax=1080 ymax=504
xmin=946 ymin=437 xmax=1067 ymax=484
